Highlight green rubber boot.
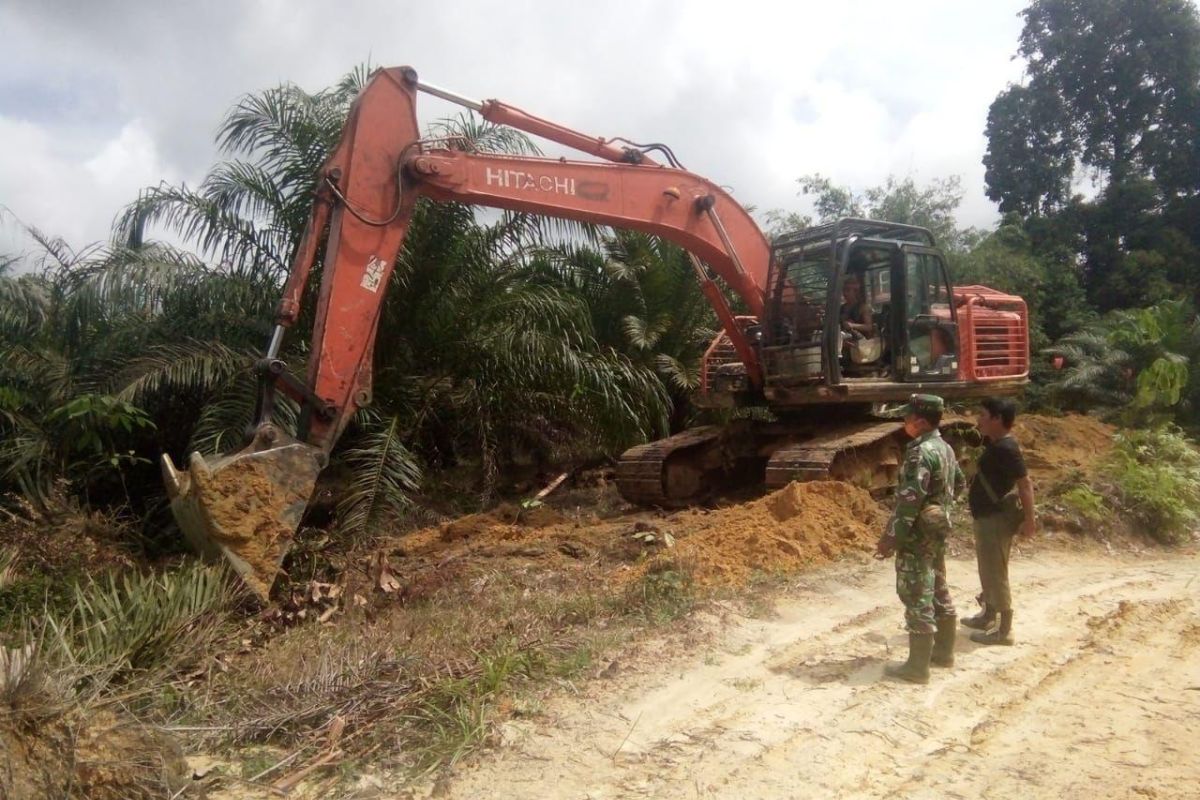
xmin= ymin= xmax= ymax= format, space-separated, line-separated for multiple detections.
xmin=884 ymin=633 xmax=934 ymax=684
xmin=931 ymin=616 xmax=957 ymax=668
xmin=970 ymin=610 xmax=1015 ymax=646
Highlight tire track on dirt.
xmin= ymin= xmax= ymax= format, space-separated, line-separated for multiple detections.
xmin=422 ymin=551 xmax=1200 ymax=800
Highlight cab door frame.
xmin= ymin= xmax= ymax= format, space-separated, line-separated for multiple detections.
xmin=897 ymin=244 xmax=960 ymax=382
xmin=824 ymin=236 xmax=901 ymax=386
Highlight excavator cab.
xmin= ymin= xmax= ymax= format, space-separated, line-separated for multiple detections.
xmin=740 ymin=218 xmax=991 ymax=407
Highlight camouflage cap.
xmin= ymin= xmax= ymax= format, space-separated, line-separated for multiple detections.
xmin=880 ymin=393 xmax=945 ymax=419
xmin=900 ymin=393 xmax=945 ymax=418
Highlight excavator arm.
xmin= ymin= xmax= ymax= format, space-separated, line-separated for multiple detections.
xmin=161 ymin=65 xmax=774 ymax=599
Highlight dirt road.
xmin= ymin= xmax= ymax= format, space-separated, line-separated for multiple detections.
xmin=427 ymin=548 xmax=1199 ymax=799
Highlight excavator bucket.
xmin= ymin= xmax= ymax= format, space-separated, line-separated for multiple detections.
xmin=161 ymin=432 xmax=324 ymax=601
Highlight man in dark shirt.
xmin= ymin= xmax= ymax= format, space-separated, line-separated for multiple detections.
xmin=962 ymin=397 xmax=1036 ymax=646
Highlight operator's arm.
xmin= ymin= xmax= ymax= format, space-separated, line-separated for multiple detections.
xmin=1017 ymin=475 xmax=1036 ymax=538
xmin=841 ymin=303 xmax=874 ymax=336
xmin=876 ymin=447 xmax=930 ymax=557
xmin=859 ymin=303 xmax=875 ymax=336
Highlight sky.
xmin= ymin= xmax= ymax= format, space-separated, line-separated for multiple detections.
xmin=0 ymin=0 xmax=1030 ymax=261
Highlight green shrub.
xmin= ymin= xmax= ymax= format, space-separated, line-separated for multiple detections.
xmin=1101 ymin=426 xmax=1200 ymax=544
xmin=1059 ymin=485 xmax=1107 ymax=522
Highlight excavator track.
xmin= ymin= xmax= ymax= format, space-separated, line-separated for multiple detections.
xmin=618 ymin=418 xmax=976 ymax=509
xmin=616 ymin=426 xmax=726 ymax=507
xmin=765 ymin=421 xmax=906 ymax=494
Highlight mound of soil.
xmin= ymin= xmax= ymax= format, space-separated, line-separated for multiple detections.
xmin=1014 ymin=413 xmax=1115 ymax=481
xmin=373 ymin=481 xmax=883 ymax=594
xmin=439 ymin=503 xmax=567 ymax=542
xmin=665 ymin=481 xmax=884 ymax=585
xmin=1 ymin=685 xmax=187 ymax=800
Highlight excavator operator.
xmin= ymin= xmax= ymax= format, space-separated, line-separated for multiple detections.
xmin=840 ymin=270 xmax=880 ymax=367
xmin=839 ymin=273 xmax=874 ymax=337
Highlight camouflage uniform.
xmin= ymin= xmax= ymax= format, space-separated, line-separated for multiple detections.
xmin=880 ymin=406 xmax=965 ymax=634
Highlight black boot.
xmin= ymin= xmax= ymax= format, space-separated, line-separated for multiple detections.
xmin=931 ymin=616 xmax=956 ymax=668
xmin=884 ymin=633 xmax=934 ymax=684
xmin=970 ymin=610 xmax=1014 ymax=646
xmin=961 ymin=604 xmax=996 ymax=631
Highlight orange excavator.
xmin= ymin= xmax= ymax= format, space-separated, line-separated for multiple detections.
xmin=161 ymin=66 xmax=1029 ymax=599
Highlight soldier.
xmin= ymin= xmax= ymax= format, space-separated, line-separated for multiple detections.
xmin=875 ymin=394 xmax=965 ymax=684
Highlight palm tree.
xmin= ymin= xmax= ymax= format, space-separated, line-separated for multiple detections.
xmin=105 ymin=65 xmax=669 ymax=532
xmin=1045 ymin=299 xmax=1200 ymax=423
xmin=529 ymin=230 xmax=718 ymax=432
xmin=0 ymin=227 xmax=273 ymax=512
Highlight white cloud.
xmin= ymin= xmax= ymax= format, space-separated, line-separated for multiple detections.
xmin=0 ymin=0 xmax=1030 ymax=255
xmin=0 ymin=116 xmax=180 ymax=258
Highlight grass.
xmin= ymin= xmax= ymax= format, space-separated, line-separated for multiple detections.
xmin=0 ymin=496 xmax=138 ymax=640
xmin=0 ymin=554 xmax=87 ymax=641
xmin=144 ymin=556 xmax=699 ymax=789
xmin=624 ymin=558 xmax=695 ymax=623
xmin=45 ymin=562 xmax=239 ymax=689
xmin=0 ymin=550 xmax=242 ymax=799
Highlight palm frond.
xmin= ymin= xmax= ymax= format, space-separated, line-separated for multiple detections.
xmin=655 ymin=353 xmax=702 ymax=392
xmin=426 ymin=112 xmax=540 ymax=157
xmin=335 ymin=415 xmax=423 ymax=536
xmin=114 ymin=341 xmax=253 ymax=404
xmin=188 ymin=375 xmax=300 ymax=455
xmin=0 ymin=344 xmax=73 ymax=405
xmin=114 ymin=184 xmax=290 ymax=277
xmin=0 ymin=272 xmax=51 ymax=341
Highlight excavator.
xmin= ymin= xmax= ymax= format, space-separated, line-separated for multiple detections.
xmin=160 ymin=66 xmax=1029 ymax=599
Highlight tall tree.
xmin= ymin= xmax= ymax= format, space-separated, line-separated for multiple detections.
xmin=985 ymin=0 xmax=1200 ymax=212
xmin=982 ymin=85 xmax=1075 ymax=216
xmin=787 ymin=173 xmax=978 ymax=251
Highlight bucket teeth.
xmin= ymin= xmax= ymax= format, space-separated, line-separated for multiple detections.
xmin=160 ymin=453 xmax=187 ymax=500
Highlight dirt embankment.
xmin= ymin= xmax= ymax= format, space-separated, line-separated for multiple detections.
xmin=375 ymin=413 xmax=1112 ymax=592
xmin=0 ymin=687 xmax=187 ymax=800
xmin=1014 ymin=413 xmax=1116 ymax=482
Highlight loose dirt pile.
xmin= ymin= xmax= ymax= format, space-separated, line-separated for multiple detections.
xmin=438 ymin=503 xmax=568 ymax=542
xmin=665 ymin=481 xmax=884 ymax=585
xmin=363 ymin=414 xmax=1113 ymax=595
xmin=379 ymin=481 xmax=884 ymax=591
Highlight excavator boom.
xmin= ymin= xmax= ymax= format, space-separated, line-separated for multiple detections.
xmin=162 ymin=65 xmax=776 ymax=599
